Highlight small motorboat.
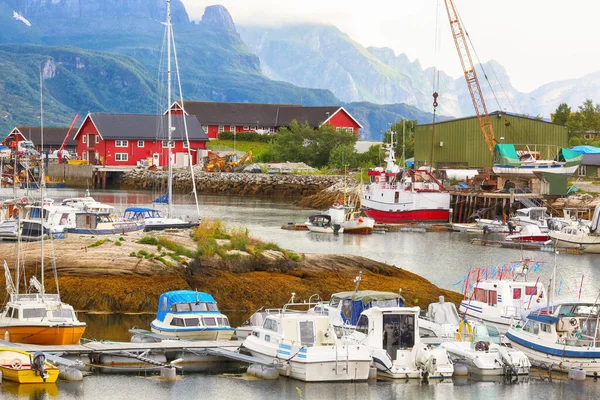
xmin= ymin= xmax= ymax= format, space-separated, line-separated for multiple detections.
xmin=440 ymin=322 xmax=530 ymax=376
xmin=241 ymin=310 xmax=372 ymax=382
xmin=150 ymin=290 xmax=234 ymax=340
xmin=348 ymin=306 xmax=454 ymax=379
xmin=66 ymin=212 xmax=145 ymax=235
xmin=123 ymin=207 xmax=200 ymax=231
xmin=506 ymin=224 xmax=550 ymax=242
xmin=0 ymin=348 xmax=59 ymax=383
xmin=305 ymin=214 xmax=343 ymax=234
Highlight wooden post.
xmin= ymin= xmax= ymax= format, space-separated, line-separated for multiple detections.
xmin=458 ymin=195 xmax=465 ymax=223
xmin=102 ymin=171 xmax=107 ymax=189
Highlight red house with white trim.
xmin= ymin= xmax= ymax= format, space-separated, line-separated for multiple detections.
xmin=73 ymin=113 xmax=209 ymax=167
xmin=169 ymin=102 xmax=363 ymax=139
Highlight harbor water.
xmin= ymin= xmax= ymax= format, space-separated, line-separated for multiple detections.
xmin=1 ymin=188 xmax=600 ymax=399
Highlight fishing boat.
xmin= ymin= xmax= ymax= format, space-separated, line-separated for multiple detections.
xmin=440 ymin=323 xmax=530 ymax=376
xmin=506 ymin=299 xmax=600 ymax=376
xmin=548 ymin=203 xmax=600 ymax=253
xmin=241 ymin=310 xmax=372 ymax=382
xmin=458 ymin=259 xmax=547 ymax=335
xmin=0 ymin=348 xmax=59 ymax=383
xmin=510 ymin=207 xmax=552 ymax=232
xmin=305 ymin=213 xmax=343 ymax=234
xmin=342 ymin=210 xmax=375 ymax=234
xmin=150 ymin=290 xmax=234 ymax=340
xmin=492 ymin=144 xmax=582 ymax=175
xmin=349 ymin=306 xmax=454 ymax=379
xmin=0 ymin=73 xmax=87 ymax=346
xmin=123 ymin=207 xmax=199 ymax=231
xmin=362 ymin=135 xmax=450 ymax=224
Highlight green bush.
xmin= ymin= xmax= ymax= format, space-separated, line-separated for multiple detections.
xmin=218 ymin=131 xmax=272 ymax=143
xmin=138 ymin=237 xmax=159 ymax=245
xmin=89 ymin=239 xmax=111 ymax=248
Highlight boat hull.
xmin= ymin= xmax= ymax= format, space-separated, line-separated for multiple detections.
xmin=363 ymin=208 xmax=450 ymax=224
xmin=150 ymin=325 xmax=234 ymax=341
xmin=493 ymin=164 xmax=579 ymax=175
xmin=0 ymin=366 xmax=60 ymax=384
xmin=506 ymin=331 xmax=600 ymax=375
xmin=144 ymin=222 xmax=199 ymax=232
xmin=548 ymin=232 xmax=600 ymax=253
xmin=3 ymin=325 xmax=86 ymax=345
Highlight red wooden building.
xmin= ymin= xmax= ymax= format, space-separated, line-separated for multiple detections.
xmin=3 ymin=126 xmax=76 ymax=153
xmin=72 ymin=113 xmax=209 ymax=167
xmin=169 ymin=102 xmax=363 ymax=139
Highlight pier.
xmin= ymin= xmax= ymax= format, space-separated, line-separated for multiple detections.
xmin=450 ymin=191 xmax=545 ymax=223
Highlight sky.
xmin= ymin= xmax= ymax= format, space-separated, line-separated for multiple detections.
xmin=180 ymin=0 xmax=600 ymax=93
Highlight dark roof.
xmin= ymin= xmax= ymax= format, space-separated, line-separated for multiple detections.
xmin=181 ymin=102 xmax=300 ymax=126
xmin=77 ymin=113 xmax=209 ymax=142
xmin=276 ymin=106 xmax=342 ymax=127
xmin=8 ymin=127 xmax=74 ymax=147
xmin=419 ymin=110 xmax=563 ymax=127
xmin=180 ymin=102 xmax=361 ymax=129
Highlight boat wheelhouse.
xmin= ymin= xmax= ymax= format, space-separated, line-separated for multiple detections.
xmin=506 ymin=300 xmax=600 ymax=376
xmin=459 ymin=259 xmax=546 ymax=334
xmin=67 ymin=212 xmax=144 ymax=235
xmin=150 ymin=291 xmax=234 ymax=340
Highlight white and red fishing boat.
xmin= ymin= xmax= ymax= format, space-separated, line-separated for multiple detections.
xmin=506 ymin=225 xmax=551 ymax=243
xmin=361 ymin=140 xmax=450 ymax=224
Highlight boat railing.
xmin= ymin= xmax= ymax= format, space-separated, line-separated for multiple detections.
xmin=11 ymin=293 xmax=60 ymax=303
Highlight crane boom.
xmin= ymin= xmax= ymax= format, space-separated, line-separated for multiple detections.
xmin=443 ymin=0 xmax=495 ymax=156
xmin=59 ymin=114 xmax=80 ymax=154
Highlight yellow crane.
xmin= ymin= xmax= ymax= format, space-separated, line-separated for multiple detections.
xmin=443 ymin=0 xmax=496 ymax=156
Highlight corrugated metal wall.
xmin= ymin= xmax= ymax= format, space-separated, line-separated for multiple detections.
xmin=414 ymin=114 xmax=568 ymax=168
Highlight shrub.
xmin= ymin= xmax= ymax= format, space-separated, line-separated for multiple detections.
xmin=88 ymin=239 xmax=111 ymax=248
xmin=114 ymin=241 xmax=122 ymax=246
xmin=138 ymin=237 xmax=159 ymax=245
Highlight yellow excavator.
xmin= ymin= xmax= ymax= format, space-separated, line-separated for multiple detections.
xmin=203 ymin=151 xmax=253 ymax=172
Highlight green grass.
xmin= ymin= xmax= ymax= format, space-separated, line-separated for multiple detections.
xmin=88 ymin=239 xmax=112 ymax=248
xmin=207 ymin=140 xmax=270 ymax=159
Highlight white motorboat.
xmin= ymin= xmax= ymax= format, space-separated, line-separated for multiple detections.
xmin=305 ymin=213 xmax=343 ymax=234
xmin=458 ymin=259 xmax=547 ymax=335
xmin=505 ymin=224 xmax=551 ymax=243
xmin=506 ymin=300 xmax=600 ymax=376
xmin=510 ymin=207 xmax=552 ymax=233
xmin=493 ymin=144 xmax=582 ymax=176
xmin=241 ymin=310 xmax=372 ymax=382
xmin=441 ymin=323 xmax=530 ymax=376
xmin=150 ymin=290 xmax=234 ymax=340
xmin=349 ymin=306 xmax=454 ymax=379
xmin=548 ymin=204 xmax=600 ymax=253
xmin=123 ymin=207 xmax=199 ymax=231
xmin=67 ymin=212 xmax=145 ymax=235
xmin=342 ymin=210 xmax=375 ymax=235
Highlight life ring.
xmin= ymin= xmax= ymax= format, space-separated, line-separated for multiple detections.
xmin=11 ymin=358 xmax=22 ymax=369
xmin=570 ymin=318 xmax=579 ymax=327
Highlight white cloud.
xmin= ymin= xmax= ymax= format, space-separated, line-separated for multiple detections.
xmin=181 ymin=0 xmax=600 ymax=93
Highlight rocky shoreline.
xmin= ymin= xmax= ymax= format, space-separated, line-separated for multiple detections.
xmin=0 ymin=230 xmax=462 ymax=314
xmin=117 ymin=168 xmax=350 ymax=200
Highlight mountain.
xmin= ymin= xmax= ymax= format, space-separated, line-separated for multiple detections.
xmin=0 ymin=44 xmax=157 ymax=135
xmin=0 ymin=1 xmax=338 ymax=135
xmin=239 ymin=23 xmax=600 ymax=119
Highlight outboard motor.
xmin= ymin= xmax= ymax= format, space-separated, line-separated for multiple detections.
xmin=31 ymin=352 xmax=48 ymax=381
xmin=333 ymin=224 xmax=342 ymax=234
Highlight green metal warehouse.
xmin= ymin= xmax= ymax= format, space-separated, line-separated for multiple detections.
xmin=414 ymin=111 xmax=568 ymax=168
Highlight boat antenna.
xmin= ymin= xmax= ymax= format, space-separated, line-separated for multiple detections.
xmin=166 ymin=0 xmax=173 ymax=218
xmin=39 ymin=68 xmax=46 ymax=298
xmin=170 ymin=6 xmax=201 ymax=222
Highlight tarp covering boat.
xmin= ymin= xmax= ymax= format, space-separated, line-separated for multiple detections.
xmin=331 ymin=290 xmax=404 ymax=326
xmin=152 ymin=193 xmax=169 ymax=204
xmin=557 ymin=148 xmax=584 ymax=166
xmin=156 ymin=290 xmax=218 ymax=322
xmin=571 ymin=145 xmax=600 ymax=155
xmin=493 ymin=144 xmax=521 ymax=167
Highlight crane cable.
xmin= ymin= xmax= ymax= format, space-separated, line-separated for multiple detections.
xmin=429 ymin=0 xmax=442 ymax=170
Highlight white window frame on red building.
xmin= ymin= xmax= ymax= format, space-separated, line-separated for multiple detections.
xmin=138 ymin=140 xmax=144 ymax=148
xmin=115 ymin=140 xmax=128 ymax=147
xmin=230 ymin=125 xmax=235 ymax=132
xmin=95 ymin=135 xmax=100 ymax=144
xmin=82 ymin=135 xmax=87 ymax=144
xmin=115 ymin=153 xmax=128 ymax=162
xmin=218 ymin=125 xmax=224 ymax=133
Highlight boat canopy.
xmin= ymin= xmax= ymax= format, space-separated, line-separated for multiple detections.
xmin=571 ymin=145 xmax=600 ymax=155
xmin=526 ymin=313 xmax=559 ymax=324
xmin=156 ymin=290 xmax=218 ymax=322
xmin=493 ymin=144 xmax=521 ymax=167
xmin=123 ymin=208 xmax=163 ymax=219
xmin=557 ymin=148 xmax=584 ymax=167
xmin=152 ymin=193 xmax=169 ymax=204
xmin=330 ymin=290 xmax=404 ymax=326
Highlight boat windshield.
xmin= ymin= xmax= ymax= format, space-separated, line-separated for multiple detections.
xmin=472 ymin=324 xmax=501 ymax=345
xmin=171 ymin=302 xmax=219 ymax=312
xmin=558 ymin=304 xmax=600 ymax=317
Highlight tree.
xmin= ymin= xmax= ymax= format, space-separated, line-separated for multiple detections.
xmin=329 ymin=144 xmax=359 ymax=169
xmin=552 ymin=103 xmax=571 ymax=125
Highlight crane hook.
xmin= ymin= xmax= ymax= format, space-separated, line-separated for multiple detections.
xmin=432 ymin=92 xmax=439 ymax=108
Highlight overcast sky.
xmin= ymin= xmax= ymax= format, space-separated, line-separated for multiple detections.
xmin=180 ymin=0 xmax=600 ymax=93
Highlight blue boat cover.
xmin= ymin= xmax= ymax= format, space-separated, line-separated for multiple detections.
xmin=152 ymin=193 xmax=169 ymax=204
xmin=123 ymin=208 xmax=163 ymax=219
xmin=332 ymin=291 xmax=405 ymax=326
xmin=526 ymin=313 xmax=559 ymax=324
xmin=156 ymin=290 xmax=217 ymax=322
xmin=571 ymin=145 xmax=600 ymax=155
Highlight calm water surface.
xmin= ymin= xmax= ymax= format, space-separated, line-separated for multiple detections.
xmin=2 ymin=188 xmax=599 ymax=399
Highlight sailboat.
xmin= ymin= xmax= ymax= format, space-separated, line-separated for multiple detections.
xmin=128 ymin=0 xmax=201 ymax=232
xmin=0 ymin=72 xmax=86 ymax=345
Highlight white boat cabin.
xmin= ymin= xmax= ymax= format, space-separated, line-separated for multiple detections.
xmin=253 ymin=313 xmax=335 ymax=347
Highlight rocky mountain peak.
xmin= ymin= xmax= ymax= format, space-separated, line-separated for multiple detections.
xmin=201 ymin=4 xmax=236 ymax=31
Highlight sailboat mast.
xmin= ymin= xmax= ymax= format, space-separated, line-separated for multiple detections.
xmin=39 ymin=70 xmax=45 ymax=296
xmin=166 ymin=0 xmax=173 ymax=218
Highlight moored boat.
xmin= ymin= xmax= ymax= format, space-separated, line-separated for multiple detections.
xmin=0 ymin=348 xmax=59 ymax=383
xmin=362 ymin=138 xmax=450 ymax=224
xmin=305 ymin=213 xmax=343 ymax=234
xmin=492 ymin=144 xmax=582 ymax=176
xmin=548 ymin=203 xmax=600 ymax=253
xmin=123 ymin=207 xmax=199 ymax=231
xmin=506 ymin=224 xmax=551 ymax=243
xmin=66 ymin=212 xmax=145 ymax=235
xmin=150 ymin=290 xmax=234 ymax=340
